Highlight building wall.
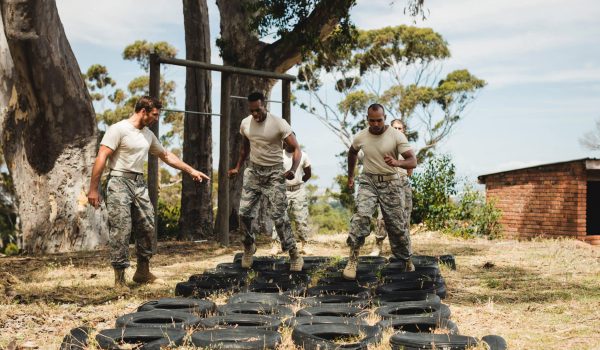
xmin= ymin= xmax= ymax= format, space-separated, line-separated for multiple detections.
xmin=484 ymin=162 xmax=587 ymax=240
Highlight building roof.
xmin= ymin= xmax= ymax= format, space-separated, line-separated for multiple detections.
xmin=478 ymin=157 xmax=599 ymax=184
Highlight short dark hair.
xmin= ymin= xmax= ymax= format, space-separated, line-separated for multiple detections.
xmin=367 ymin=103 xmax=385 ymax=114
xmin=248 ymin=92 xmax=265 ymax=102
xmin=134 ymin=96 xmax=162 ymax=113
xmin=391 ymin=119 xmax=405 ymax=128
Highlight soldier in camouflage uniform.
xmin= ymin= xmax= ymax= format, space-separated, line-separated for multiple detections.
xmin=228 ymin=92 xmax=304 ymax=271
xmin=344 ymin=104 xmax=417 ymax=280
xmin=87 ymin=96 xmax=210 ymax=289
xmin=370 ymin=119 xmax=413 ymax=256
xmin=271 ymin=135 xmax=312 ymax=254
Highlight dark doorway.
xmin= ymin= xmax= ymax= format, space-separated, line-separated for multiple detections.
xmin=586 ymin=181 xmax=600 ymax=235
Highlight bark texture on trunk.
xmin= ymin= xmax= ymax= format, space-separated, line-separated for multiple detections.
xmin=215 ymin=0 xmax=353 ymax=233
xmin=0 ymin=0 xmax=108 ymax=253
xmin=180 ymin=0 xmax=213 ymax=239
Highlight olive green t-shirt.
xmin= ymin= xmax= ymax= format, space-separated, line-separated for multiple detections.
xmin=240 ymin=112 xmax=292 ymax=166
xmin=352 ymin=126 xmax=412 ymax=175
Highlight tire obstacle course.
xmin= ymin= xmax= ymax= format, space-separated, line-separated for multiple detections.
xmin=60 ymin=253 xmax=507 ymax=349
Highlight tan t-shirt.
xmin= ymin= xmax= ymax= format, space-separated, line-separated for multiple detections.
xmin=240 ymin=113 xmax=292 ymax=166
xmin=101 ymin=119 xmax=165 ymax=173
xmin=352 ymin=126 xmax=412 ymax=175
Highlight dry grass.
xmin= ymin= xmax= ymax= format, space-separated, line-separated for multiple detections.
xmin=0 ymin=231 xmax=599 ymax=349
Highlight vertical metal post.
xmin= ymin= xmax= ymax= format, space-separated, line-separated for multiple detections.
xmin=148 ymin=54 xmax=160 ymax=245
xmin=282 ymin=80 xmax=291 ymax=125
xmin=217 ymin=72 xmax=231 ymax=246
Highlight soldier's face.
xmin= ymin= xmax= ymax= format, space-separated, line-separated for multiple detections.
xmin=392 ymin=122 xmax=405 ymax=134
xmin=249 ymin=100 xmax=267 ymax=122
xmin=142 ymin=108 xmax=160 ymax=127
xmin=367 ymin=109 xmax=386 ymax=134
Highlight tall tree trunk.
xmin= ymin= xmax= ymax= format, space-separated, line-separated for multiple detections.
xmin=0 ymin=0 xmax=108 ymax=253
xmin=0 ymin=12 xmax=12 ymax=108
xmin=180 ymin=0 xmax=213 ymax=239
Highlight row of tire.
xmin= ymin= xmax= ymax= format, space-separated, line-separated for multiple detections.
xmin=61 ymin=254 xmax=507 ymax=349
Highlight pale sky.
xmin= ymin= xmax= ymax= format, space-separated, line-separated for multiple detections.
xmin=56 ymin=0 xmax=600 ymax=189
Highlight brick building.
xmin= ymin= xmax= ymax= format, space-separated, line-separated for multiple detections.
xmin=478 ymin=158 xmax=600 ymax=245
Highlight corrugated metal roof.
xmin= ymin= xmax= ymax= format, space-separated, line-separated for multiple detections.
xmin=478 ymin=157 xmax=598 ymax=184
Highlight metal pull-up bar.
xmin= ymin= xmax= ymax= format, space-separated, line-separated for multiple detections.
xmin=148 ymin=54 xmax=296 ymax=246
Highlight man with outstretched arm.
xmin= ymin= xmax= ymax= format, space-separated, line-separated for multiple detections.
xmin=343 ymin=104 xmax=417 ymax=280
xmin=87 ymin=96 xmax=210 ymax=289
xmin=228 ymin=92 xmax=304 ymax=271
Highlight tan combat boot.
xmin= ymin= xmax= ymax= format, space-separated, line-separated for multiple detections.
xmin=406 ymin=258 xmax=415 ymax=272
xmin=132 ymin=258 xmax=159 ymax=284
xmin=343 ymin=247 xmax=360 ymax=280
xmin=241 ymin=244 xmax=256 ymax=269
xmin=289 ymin=248 xmax=304 ymax=272
xmin=113 ymin=268 xmax=129 ymax=291
xmin=369 ymin=239 xmax=383 ymax=257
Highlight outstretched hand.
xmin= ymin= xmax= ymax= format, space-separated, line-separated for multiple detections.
xmin=347 ymin=177 xmax=355 ymax=191
xmin=191 ymin=169 xmax=210 ymax=183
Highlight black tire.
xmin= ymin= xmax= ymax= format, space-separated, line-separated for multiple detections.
xmin=481 ymin=335 xmax=508 ymax=350
xmin=246 ymin=281 xmax=306 ymax=296
xmin=199 ymin=314 xmax=282 ymax=331
xmin=438 ymin=254 xmax=456 ymax=270
xmin=189 ymin=270 xmax=247 ymax=285
xmin=95 ymin=328 xmax=186 ymax=350
xmin=233 ymin=253 xmax=284 ymax=264
xmin=301 ymin=295 xmax=370 ymax=308
xmin=227 ymin=292 xmax=293 ymax=306
xmin=273 ymin=261 xmax=320 ymax=272
xmin=381 ymin=270 xmax=441 ymax=282
xmin=254 ymin=270 xmax=311 ymax=285
xmin=175 ymin=281 xmax=236 ymax=298
xmin=292 ymin=324 xmax=382 ymax=350
xmin=377 ymin=317 xmax=459 ymax=334
xmin=297 ymin=304 xmax=369 ymax=318
xmin=191 ymin=328 xmax=281 ymax=350
xmin=376 ymin=301 xmax=451 ymax=321
xmin=60 ymin=326 xmax=92 ymax=350
xmin=318 ymin=274 xmax=379 ymax=287
xmin=216 ymin=262 xmax=247 ymax=273
xmin=376 ymin=280 xmax=447 ymax=299
xmin=137 ymin=298 xmax=216 ymax=316
xmin=390 ymin=333 xmax=478 ymax=350
xmin=284 ymin=316 xmax=369 ymax=328
xmin=303 ymin=256 xmax=333 ymax=265
xmin=358 ymin=256 xmax=387 ymax=264
xmin=381 ymin=266 xmax=441 ymax=279
xmin=306 ymin=285 xmax=370 ymax=298
xmin=218 ymin=303 xmax=295 ymax=319
xmin=372 ymin=291 xmax=441 ymax=306
xmin=114 ymin=309 xmax=202 ymax=329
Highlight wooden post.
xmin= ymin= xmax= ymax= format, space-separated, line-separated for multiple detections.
xmin=217 ymin=72 xmax=231 ymax=246
xmin=148 ymin=54 xmax=160 ymax=246
xmin=282 ymin=80 xmax=291 ymax=125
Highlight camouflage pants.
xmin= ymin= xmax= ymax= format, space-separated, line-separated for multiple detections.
xmin=272 ymin=185 xmax=310 ymax=243
xmin=105 ymin=175 xmax=155 ymax=269
xmin=348 ymin=174 xmax=412 ymax=261
xmin=375 ymin=179 xmax=412 ymax=242
xmin=239 ymin=162 xmax=297 ymax=252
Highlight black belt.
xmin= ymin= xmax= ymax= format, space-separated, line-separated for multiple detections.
xmin=110 ymin=170 xmax=144 ymax=181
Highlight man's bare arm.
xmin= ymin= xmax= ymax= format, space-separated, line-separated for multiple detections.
xmin=87 ymin=145 xmax=113 ymax=208
xmin=228 ymin=136 xmax=250 ymax=177
xmin=347 ymin=146 xmax=359 ymax=190
xmin=158 ymin=151 xmax=210 ymax=182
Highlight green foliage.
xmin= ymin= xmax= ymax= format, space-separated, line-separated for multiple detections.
xmin=83 ymin=40 xmax=183 ymax=147
xmin=309 ymin=196 xmax=351 ymax=234
xmin=411 ymin=154 xmax=457 ymax=228
xmin=410 ymin=155 xmax=502 ymax=238
xmin=157 ymin=199 xmax=180 ymax=240
xmin=296 ymin=24 xmax=486 ymax=160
